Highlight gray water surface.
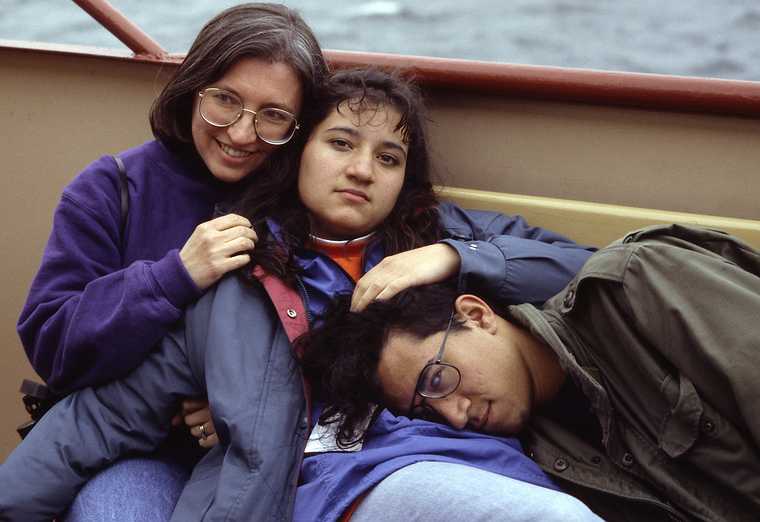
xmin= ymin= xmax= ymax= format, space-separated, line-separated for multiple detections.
xmin=2 ymin=0 xmax=759 ymax=80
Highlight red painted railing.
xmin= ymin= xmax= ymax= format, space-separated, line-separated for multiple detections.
xmin=326 ymin=49 xmax=760 ymax=117
xmin=8 ymin=0 xmax=759 ymax=117
xmin=72 ymin=0 xmax=166 ymax=59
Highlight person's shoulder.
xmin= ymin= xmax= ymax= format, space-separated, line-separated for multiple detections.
xmin=65 ymin=140 xmax=156 ymax=184
xmin=590 ymin=224 xmax=741 ymax=276
xmin=567 ymin=227 xmax=711 ymax=290
xmin=65 ymin=141 xmax=180 ymax=203
xmin=182 ymin=272 xmax=274 ymax=356
xmin=115 ymin=140 xmax=179 ymax=179
xmin=61 ymin=153 xmax=126 ymax=213
xmin=117 ymin=139 xmax=169 ymax=164
xmin=60 ymin=141 xmax=166 ymax=218
xmin=189 ymin=272 xmax=267 ymax=320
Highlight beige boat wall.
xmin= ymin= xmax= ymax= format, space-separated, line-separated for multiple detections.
xmin=1 ymin=40 xmax=760 ymax=460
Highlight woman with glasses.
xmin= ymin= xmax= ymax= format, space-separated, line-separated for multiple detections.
xmin=3 ymin=67 xmax=596 ymax=521
xmin=16 ymin=4 xmax=326 ymax=521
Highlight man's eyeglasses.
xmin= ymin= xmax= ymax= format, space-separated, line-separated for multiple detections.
xmin=408 ymin=310 xmax=462 ymax=420
xmin=197 ymin=87 xmax=299 ymax=145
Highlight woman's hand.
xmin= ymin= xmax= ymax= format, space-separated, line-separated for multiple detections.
xmin=176 ymin=399 xmax=218 ymax=448
xmin=351 ymin=243 xmax=461 ymax=311
xmin=180 ymin=214 xmax=257 ymax=290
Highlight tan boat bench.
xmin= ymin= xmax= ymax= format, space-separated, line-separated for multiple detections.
xmin=440 ymin=186 xmax=760 ymax=249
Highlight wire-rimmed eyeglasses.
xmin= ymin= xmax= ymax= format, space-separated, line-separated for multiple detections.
xmin=197 ymin=87 xmax=299 ymax=146
xmin=407 ymin=310 xmax=462 ymax=420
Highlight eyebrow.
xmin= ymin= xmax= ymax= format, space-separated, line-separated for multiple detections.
xmin=326 ymin=126 xmax=408 ymax=159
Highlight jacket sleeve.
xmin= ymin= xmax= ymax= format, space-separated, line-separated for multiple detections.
xmin=622 ymin=238 xmax=760 ymax=445
xmin=17 ymin=156 xmax=201 ymax=393
xmin=0 ymin=319 xmax=201 ymax=521
xmin=437 ymin=201 xmax=595 ymax=306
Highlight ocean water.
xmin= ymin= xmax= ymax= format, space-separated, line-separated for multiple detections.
xmin=2 ymin=0 xmax=760 ymax=81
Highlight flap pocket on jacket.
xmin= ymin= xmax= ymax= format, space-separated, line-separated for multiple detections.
xmin=658 ymin=373 xmax=703 ymax=458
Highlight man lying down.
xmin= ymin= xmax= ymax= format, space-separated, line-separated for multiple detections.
xmin=299 ymin=224 xmax=760 ymax=522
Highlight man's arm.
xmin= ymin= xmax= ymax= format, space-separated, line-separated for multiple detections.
xmin=623 ymin=238 xmax=760 ymax=442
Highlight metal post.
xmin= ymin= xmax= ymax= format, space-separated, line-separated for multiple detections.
xmin=71 ymin=0 xmax=166 ymax=58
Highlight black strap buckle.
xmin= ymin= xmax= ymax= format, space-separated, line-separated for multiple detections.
xmin=16 ymin=379 xmax=60 ymax=439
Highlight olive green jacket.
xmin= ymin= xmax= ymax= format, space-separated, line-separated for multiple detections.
xmin=510 ymin=224 xmax=760 ymax=522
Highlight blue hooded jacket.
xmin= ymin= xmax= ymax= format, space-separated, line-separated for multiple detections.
xmin=1 ymin=204 xmax=592 ymax=521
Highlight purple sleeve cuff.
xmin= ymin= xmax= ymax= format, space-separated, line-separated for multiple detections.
xmin=149 ymin=249 xmax=203 ymax=309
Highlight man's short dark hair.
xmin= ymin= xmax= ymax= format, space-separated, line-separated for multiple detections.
xmin=298 ymin=282 xmax=466 ymax=447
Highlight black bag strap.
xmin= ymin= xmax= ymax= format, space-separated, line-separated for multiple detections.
xmin=112 ymin=155 xmax=130 ymax=237
xmin=16 ymin=156 xmax=131 ymax=439
xmin=17 ymin=379 xmax=57 ymax=439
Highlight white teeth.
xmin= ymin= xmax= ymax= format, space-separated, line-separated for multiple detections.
xmin=219 ymin=142 xmax=253 ymax=158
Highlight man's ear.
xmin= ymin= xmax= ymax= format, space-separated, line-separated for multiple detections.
xmin=453 ymin=294 xmax=497 ymax=333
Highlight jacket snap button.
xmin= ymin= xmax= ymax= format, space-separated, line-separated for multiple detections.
xmin=701 ymin=419 xmax=715 ymax=434
xmin=563 ymin=289 xmax=575 ymax=309
xmin=553 ymin=458 xmax=569 ymax=472
xmin=286 ymin=309 xmax=298 ymax=318
xmin=621 ymin=452 xmax=634 ymax=467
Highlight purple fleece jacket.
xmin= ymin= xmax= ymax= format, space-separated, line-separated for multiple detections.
xmin=18 ymin=140 xmax=238 ymax=393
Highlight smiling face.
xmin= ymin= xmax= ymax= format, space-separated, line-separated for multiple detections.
xmin=191 ymin=57 xmax=303 ymax=184
xmin=376 ymin=296 xmax=544 ymax=436
xmin=297 ymin=102 xmax=408 ymax=240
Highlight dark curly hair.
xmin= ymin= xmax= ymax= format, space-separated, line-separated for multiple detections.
xmin=233 ymin=67 xmax=443 ymax=281
xmin=297 ymin=283 xmax=466 ymax=447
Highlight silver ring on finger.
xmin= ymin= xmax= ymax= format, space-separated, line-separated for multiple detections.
xmin=198 ymin=423 xmax=208 ymax=440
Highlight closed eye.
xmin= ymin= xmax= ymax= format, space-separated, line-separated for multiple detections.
xmin=428 ymin=367 xmax=445 ymax=392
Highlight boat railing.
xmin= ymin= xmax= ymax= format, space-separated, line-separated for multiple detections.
xmin=72 ymin=0 xmax=167 ymax=59
xmin=65 ymin=0 xmax=760 ymax=118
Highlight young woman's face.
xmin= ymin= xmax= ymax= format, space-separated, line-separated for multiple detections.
xmin=191 ymin=57 xmax=303 ymax=183
xmin=298 ymin=102 xmax=408 ymax=240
